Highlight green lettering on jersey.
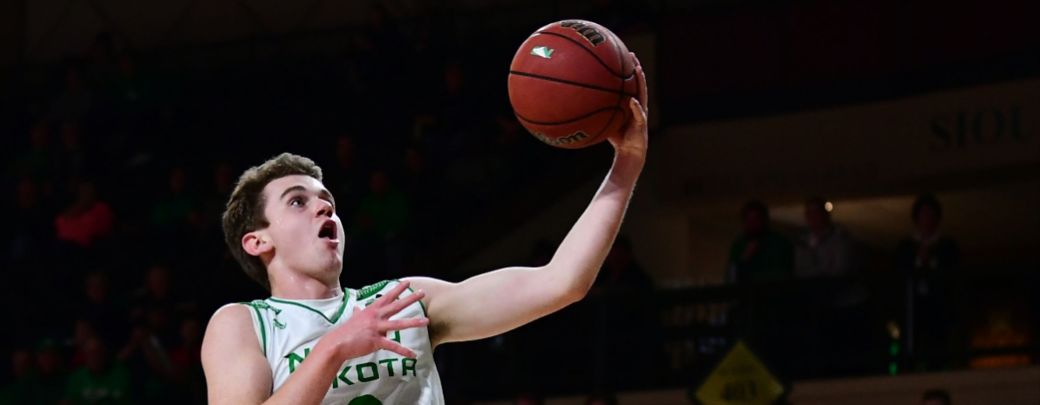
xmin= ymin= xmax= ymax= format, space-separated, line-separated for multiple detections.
xmin=286 ymin=348 xmax=311 ymax=373
xmin=378 ymin=358 xmax=398 ymax=377
xmin=348 ymin=395 xmax=382 ymax=405
xmin=390 ymin=330 xmax=401 ymax=343
xmin=356 ymin=362 xmax=379 ymax=382
xmin=401 ymin=358 xmax=417 ymax=376
xmin=336 ymin=365 xmax=354 ymax=387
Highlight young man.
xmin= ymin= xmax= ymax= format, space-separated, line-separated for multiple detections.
xmin=202 ymin=62 xmax=648 ymax=405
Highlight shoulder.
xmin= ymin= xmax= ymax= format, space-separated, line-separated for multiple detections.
xmin=202 ymin=304 xmax=261 ymax=358
xmin=209 ymin=303 xmax=256 ymax=327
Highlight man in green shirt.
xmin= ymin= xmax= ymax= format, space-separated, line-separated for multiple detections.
xmin=64 ymin=338 xmax=131 ymax=405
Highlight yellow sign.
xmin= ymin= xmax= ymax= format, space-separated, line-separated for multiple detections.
xmin=695 ymin=341 xmax=784 ymax=405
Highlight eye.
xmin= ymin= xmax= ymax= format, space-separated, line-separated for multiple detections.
xmin=289 ymin=196 xmax=305 ymax=208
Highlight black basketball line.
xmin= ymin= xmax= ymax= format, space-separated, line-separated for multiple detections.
xmin=595 ymin=101 xmax=621 ymax=141
xmin=609 ymin=30 xmax=627 ymax=137
xmin=533 ymin=31 xmax=635 ymax=80
xmin=509 ymin=70 xmax=638 ymax=98
xmin=514 ymin=106 xmax=621 ymax=126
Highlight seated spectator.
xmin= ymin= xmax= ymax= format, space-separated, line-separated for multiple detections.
xmin=12 ymin=122 xmax=57 ymax=185
xmin=593 ymin=236 xmax=654 ymax=292
xmin=0 ymin=348 xmax=37 ymax=404
xmin=727 ymin=200 xmax=793 ymax=283
xmin=350 ymin=170 xmax=410 ymax=281
xmin=55 ymin=181 xmax=113 ymax=248
xmin=8 ymin=177 xmax=54 ymax=268
xmin=49 ymin=65 xmax=93 ymax=126
xmin=168 ymin=316 xmax=206 ymax=403
xmin=35 ymin=340 xmax=67 ymax=405
xmin=80 ymin=271 xmax=125 ymax=346
xmin=795 ymin=197 xmax=858 ymax=278
xmin=151 ymin=166 xmax=198 ymax=231
xmin=64 ymin=337 xmax=131 ymax=405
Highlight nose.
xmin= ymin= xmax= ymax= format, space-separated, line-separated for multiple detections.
xmin=315 ymin=199 xmax=333 ymax=218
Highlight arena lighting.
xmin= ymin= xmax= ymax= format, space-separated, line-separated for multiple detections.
xmin=824 ymin=201 xmax=834 ymax=212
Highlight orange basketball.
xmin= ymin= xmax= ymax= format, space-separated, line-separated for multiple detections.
xmin=508 ymin=20 xmax=640 ymax=149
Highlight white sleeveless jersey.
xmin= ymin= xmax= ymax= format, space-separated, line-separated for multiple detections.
xmin=243 ymin=280 xmax=444 ymax=405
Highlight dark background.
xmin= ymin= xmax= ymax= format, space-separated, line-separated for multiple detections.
xmin=2 ymin=0 xmax=1039 ymax=404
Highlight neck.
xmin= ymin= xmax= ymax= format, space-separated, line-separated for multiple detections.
xmin=268 ymin=268 xmax=342 ymax=300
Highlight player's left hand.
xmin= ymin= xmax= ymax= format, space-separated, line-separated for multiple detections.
xmin=607 ymin=53 xmax=648 ymax=160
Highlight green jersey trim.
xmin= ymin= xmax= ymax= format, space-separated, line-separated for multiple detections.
xmin=243 ymin=302 xmax=268 ymax=357
xmin=267 ymin=289 xmax=351 ymax=324
xmin=357 ymin=280 xmax=391 ymax=301
xmin=356 ymin=279 xmax=427 ymax=316
xmin=404 ymin=284 xmax=428 ymax=317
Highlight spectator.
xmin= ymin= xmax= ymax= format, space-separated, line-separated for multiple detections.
xmin=12 ymin=122 xmax=57 ymax=185
xmin=54 ymin=123 xmax=88 ymax=189
xmin=351 ymin=170 xmax=410 ymax=280
xmin=49 ymin=66 xmax=93 ymax=126
xmin=325 ymin=135 xmax=366 ymax=217
xmin=168 ymin=317 xmax=206 ymax=403
xmin=896 ymin=194 xmax=960 ymax=369
xmin=0 ymin=348 xmax=37 ymax=405
xmin=80 ymin=271 xmax=125 ymax=346
xmin=8 ymin=177 xmax=54 ymax=269
xmin=151 ymin=166 xmax=198 ymax=230
xmin=130 ymin=264 xmax=179 ymax=345
xmin=197 ymin=161 xmax=235 ymax=236
xmin=795 ymin=197 xmax=858 ymax=278
xmin=36 ymin=340 xmax=67 ymax=405
xmin=593 ymin=236 xmax=654 ymax=291
xmin=64 ymin=337 xmax=131 ymax=405
xmin=895 ymin=194 xmax=960 ymax=273
xmin=54 ymin=181 xmax=113 ymax=249
xmin=726 ymin=200 xmax=793 ymax=283
xmin=921 ymin=388 xmax=952 ymax=405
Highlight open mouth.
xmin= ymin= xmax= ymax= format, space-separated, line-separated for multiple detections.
xmin=318 ymin=220 xmax=338 ymax=241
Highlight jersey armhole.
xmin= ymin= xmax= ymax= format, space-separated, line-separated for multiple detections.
xmin=241 ymin=302 xmax=268 ymax=358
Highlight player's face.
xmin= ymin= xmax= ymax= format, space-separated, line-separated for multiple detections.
xmin=260 ymin=175 xmax=345 ymax=277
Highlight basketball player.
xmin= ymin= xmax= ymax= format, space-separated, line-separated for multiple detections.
xmin=201 ymin=61 xmax=648 ymax=405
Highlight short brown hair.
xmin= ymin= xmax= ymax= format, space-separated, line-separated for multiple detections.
xmin=222 ymin=153 xmax=323 ymax=291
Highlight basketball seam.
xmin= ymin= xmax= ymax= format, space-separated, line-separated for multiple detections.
xmin=514 ymin=106 xmax=622 ymax=126
xmin=509 ymin=70 xmax=638 ymax=98
xmin=605 ymin=29 xmax=627 ymax=141
xmin=533 ymin=31 xmax=635 ymax=80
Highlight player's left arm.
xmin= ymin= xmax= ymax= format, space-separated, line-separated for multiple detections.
xmin=408 ymin=60 xmax=648 ymax=347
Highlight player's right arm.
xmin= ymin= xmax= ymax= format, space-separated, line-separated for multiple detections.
xmin=201 ymin=282 xmax=427 ymax=405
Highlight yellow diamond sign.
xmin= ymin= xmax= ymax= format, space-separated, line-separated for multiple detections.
xmin=695 ymin=341 xmax=784 ymax=405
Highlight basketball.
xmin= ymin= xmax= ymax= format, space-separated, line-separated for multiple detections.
xmin=508 ymin=20 xmax=641 ymax=149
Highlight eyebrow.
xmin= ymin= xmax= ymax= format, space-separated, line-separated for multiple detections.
xmin=279 ymin=185 xmax=336 ymax=206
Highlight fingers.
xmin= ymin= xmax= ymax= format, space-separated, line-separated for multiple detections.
xmin=630 ymin=52 xmax=649 ymax=111
xmin=373 ymin=280 xmax=411 ymax=307
xmin=636 ymin=66 xmax=648 ymax=112
xmin=628 ymin=98 xmax=647 ymax=129
xmin=382 ymin=317 xmax=429 ymax=331
xmin=381 ymin=289 xmax=425 ymax=317
xmin=378 ymin=338 xmax=417 ymax=358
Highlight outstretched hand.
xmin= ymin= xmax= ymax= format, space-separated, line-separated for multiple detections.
xmin=316 ymin=281 xmax=428 ymax=360
xmin=607 ymin=53 xmax=648 ymax=159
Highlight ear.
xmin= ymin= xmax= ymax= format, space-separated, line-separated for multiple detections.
xmin=242 ymin=230 xmax=274 ymax=257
